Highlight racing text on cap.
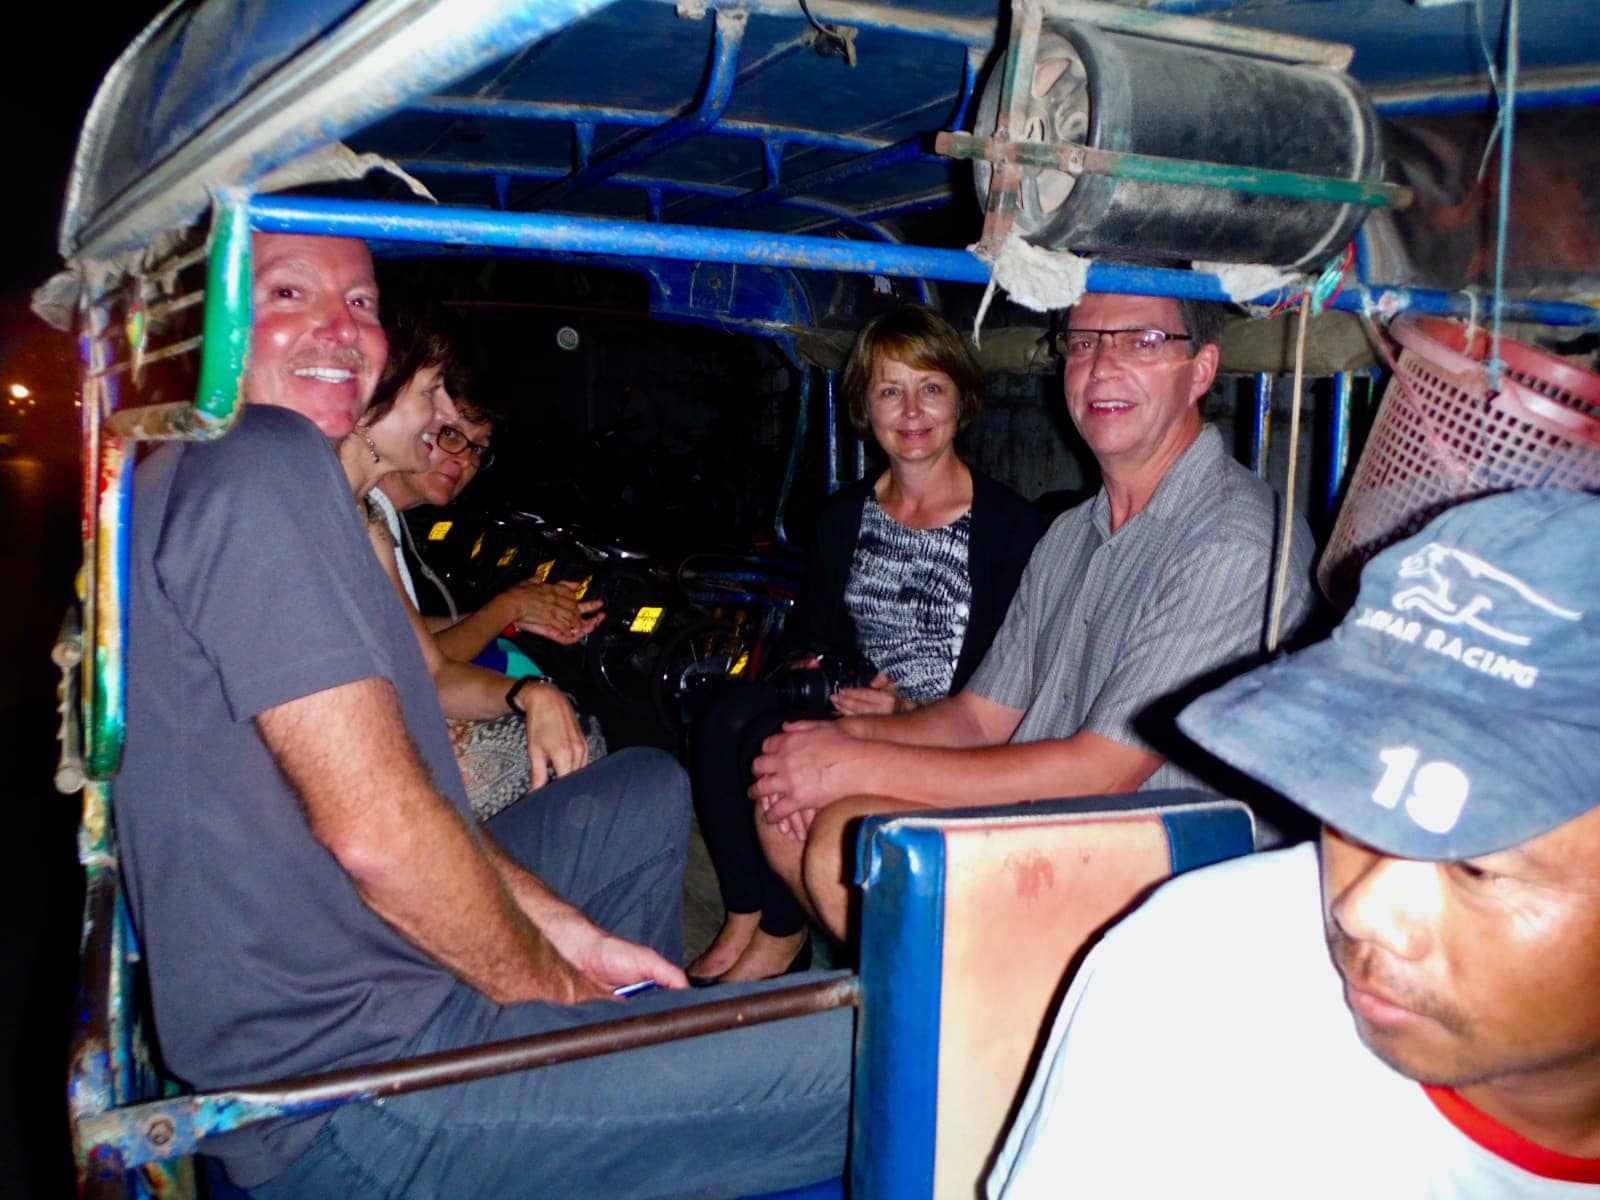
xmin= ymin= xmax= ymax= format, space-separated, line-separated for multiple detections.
xmin=1352 ymin=543 xmax=1583 ymax=690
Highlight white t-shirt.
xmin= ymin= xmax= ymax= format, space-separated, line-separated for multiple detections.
xmin=989 ymin=844 xmax=1600 ymax=1199
xmin=367 ymin=486 xmax=419 ymax=608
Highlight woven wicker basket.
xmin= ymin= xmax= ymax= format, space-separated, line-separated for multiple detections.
xmin=1318 ymin=315 xmax=1600 ymax=608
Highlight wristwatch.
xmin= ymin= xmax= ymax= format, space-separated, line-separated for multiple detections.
xmin=505 ymin=675 xmax=544 ymax=714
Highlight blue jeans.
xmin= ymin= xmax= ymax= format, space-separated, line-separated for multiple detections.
xmin=247 ymin=748 xmax=852 ymax=1199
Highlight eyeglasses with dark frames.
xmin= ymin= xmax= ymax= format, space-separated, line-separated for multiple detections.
xmin=1054 ymin=328 xmax=1193 ymax=362
xmin=435 ymin=424 xmax=494 ymax=469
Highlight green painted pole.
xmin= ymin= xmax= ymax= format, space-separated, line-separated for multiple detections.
xmin=938 ymin=131 xmax=1413 ymax=210
xmin=194 ymin=197 xmax=254 ymax=427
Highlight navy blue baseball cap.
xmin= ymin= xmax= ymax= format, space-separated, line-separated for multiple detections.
xmin=1179 ymin=489 xmax=1600 ymax=861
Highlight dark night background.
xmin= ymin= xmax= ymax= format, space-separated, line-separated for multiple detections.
xmin=0 ymin=8 xmax=166 ymax=1195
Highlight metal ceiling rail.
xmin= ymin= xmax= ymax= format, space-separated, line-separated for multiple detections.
xmin=249 ymin=193 xmax=1600 ymax=328
xmin=647 ymin=0 xmax=998 ymax=50
xmin=407 ymin=96 xmax=895 ymax=155
xmin=687 ymin=137 xmax=941 ymax=222
xmin=1372 ymin=67 xmax=1600 ymax=116
xmin=530 ymin=9 xmax=749 ymax=208
xmin=254 ymin=193 xmax=980 ymax=276
xmin=685 ymin=49 xmax=980 ymax=224
xmin=400 ymin=158 xmax=917 ymax=241
xmin=403 ymin=140 xmax=952 ymax=222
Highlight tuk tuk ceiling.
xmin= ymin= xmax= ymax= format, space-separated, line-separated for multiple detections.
xmin=57 ymin=0 xmax=1600 ymax=318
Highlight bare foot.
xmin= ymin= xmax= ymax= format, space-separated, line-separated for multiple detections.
xmin=687 ymin=911 xmax=760 ymax=980
xmin=718 ymin=929 xmax=809 ymax=983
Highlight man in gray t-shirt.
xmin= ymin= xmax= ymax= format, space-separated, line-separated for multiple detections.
xmin=752 ymin=291 xmax=1314 ymax=937
xmin=116 ymin=232 xmax=850 ymax=1197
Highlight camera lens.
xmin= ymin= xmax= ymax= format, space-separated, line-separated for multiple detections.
xmin=774 ymin=667 xmax=832 ymax=711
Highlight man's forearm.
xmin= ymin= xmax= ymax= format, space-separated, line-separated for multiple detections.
xmin=831 ymin=731 xmax=1163 ymax=810
xmin=340 ymin=785 xmax=579 ymax=1002
xmin=838 ymin=689 xmax=1011 ymax=749
xmin=482 ymin=833 xmax=575 ymax=927
xmin=260 ymin=678 xmax=588 ymax=1004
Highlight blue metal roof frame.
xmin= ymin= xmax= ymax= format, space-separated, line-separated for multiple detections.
xmin=60 ymin=0 xmax=622 ymax=262
xmin=57 ymin=0 xmax=1600 ymax=326
xmin=1208 ymin=0 xmax=1600 ymax=94
xmin=347 ymin=0 xmax=986 ymax=240
xmin=60 ymin=0 xmax=364 ymax=253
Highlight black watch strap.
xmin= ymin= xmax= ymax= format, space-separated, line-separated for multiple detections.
xmin=505 ymin=675 xmax=541 ymax=713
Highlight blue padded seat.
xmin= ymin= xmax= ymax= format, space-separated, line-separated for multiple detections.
xmin=849 ymin=790 xmax=1256 ymax=1200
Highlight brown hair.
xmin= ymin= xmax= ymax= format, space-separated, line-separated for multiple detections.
xmin=841 ymin=305 xmax=984 ymax=436
xmin=1065 ymin=254 xmax=1230 ymax=352
xmin=364 ymin=303 xmax=503 ymax=428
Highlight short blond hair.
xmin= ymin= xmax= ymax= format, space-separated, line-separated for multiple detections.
xmin=841 ymin=305 xmax=983 ymax=436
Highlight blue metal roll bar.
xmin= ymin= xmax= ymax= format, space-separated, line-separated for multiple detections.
xmin=1249 ymin=374 xmax=1274 ymax=477
xmin=1374 ymin=75 xmax=1600 ymax=117
xmin=248 ymin=194 xmax=1600 ymax=329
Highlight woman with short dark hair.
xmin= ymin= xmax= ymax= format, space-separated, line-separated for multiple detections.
xmin=341 ymin=304 xmax=595 ymax=819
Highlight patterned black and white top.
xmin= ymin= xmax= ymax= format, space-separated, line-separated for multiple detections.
xmin=843 ymin=494 xmax=973 ymax=703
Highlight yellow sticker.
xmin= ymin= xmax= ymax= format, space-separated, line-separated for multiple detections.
xmin=469 ymin=533 xmax=485 ymax=560
xmin=573 ymin=575 xmax=592 ymax=600
xmin=427 ymin=520 xmax=453 ymax=542
xmin=534 ymin=559 xmax=555 ymax=583
xmin=497 ymin=547 xmax=518 ymax=568
xmin=731 ymin=651 xmax=749 ymax=677
xmin=629 ymin=605 xmax=664 ymax=634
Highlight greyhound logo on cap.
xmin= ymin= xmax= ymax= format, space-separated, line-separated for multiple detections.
xmin=1392 ymin=544 xmax=1582 ymax=647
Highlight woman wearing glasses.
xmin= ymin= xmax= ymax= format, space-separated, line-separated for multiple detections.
xmin=342 ymin=303 xmax=599 ymax=818
xmin=370 ymin=306 xmax=604 ymax=656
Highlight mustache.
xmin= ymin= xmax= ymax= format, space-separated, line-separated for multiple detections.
xmin=287 ymin=347 xmax=370 ymax=373
xmin=1327 ymin=930 xmax=1467 ymax=1033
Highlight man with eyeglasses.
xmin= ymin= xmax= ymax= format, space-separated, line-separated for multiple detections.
xmin=375 ymin=354 xmax=604 ymax=662
xmin=752 ymin=290 xmax=1317 ymax=938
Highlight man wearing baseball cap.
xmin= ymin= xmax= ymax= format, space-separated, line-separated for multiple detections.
xmin=989 ymin=488 xmax=1600 ymax=1197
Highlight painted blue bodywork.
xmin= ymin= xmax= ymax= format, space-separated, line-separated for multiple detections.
xmin=58 ymin=0 xmax=1600 ymax=331
xmin=55 ymin=1 xmax=1600 ymax=1193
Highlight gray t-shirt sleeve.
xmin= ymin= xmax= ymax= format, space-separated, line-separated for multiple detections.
xmin=154 ymin=413 xmax=397 ymax=721
xmin=1078 ymin=533 xmax=1283 ymax=750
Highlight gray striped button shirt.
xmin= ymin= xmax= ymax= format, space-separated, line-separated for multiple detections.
xmin=968 ymin=425 xmax=1315 ymax=792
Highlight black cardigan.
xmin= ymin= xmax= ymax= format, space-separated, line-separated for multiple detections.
xmin=780 ymin=469 xmax=1043 ymax=694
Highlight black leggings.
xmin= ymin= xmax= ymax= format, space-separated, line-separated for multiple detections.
xmin=690 ymin=680 xmax=822 ymax=938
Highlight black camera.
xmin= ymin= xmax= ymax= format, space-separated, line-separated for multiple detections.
xmin=772 ymin=652 xmax=878 ymax=711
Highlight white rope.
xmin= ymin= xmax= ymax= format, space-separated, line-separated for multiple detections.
xmin=1267 ymin=293 xmax=1311 ymax=654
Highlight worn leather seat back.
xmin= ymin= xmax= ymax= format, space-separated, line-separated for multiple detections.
xmin=850 ymin=791 xmax=1255 ymax=1200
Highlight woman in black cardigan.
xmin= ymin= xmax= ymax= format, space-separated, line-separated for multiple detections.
xmin=689 ymin=306 xmax=1042 ymax=983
